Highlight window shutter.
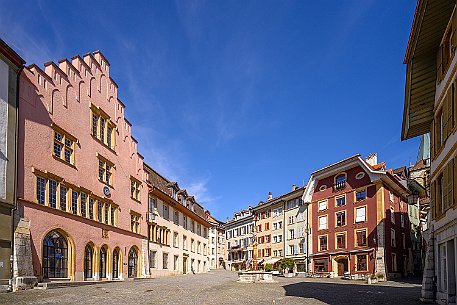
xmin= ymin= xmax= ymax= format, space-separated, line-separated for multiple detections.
xmin=452 ymin=14 xmax=457 ymax=54
xmin=454 ymin=156 xmax=457 ymax=208
xmin=448 ymin=160 xmax=454 ymax=210
xmin=443 ymin=169 xmax=448 ymax=213
xmin=443 ymin=97 xmax=448 ymax=138
xmin=431 ymin=121 xmax=435 ymax=159
xmin=452 ymin=83 xmax=455 ymax=130
xmin=431 ymin=180 xmax=436 ymax=219
xmin=437 ymin=46 xmax=443 ymax=82
xmin=447 ymin=88 xmax=453 ymax=137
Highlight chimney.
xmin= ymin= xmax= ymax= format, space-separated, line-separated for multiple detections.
xmin=292 ymin=184 xmax=297 ymax=191
xmin=268 ymin=192 xmax=273 ymax=200
xmin=365 ymin=153 xmax=378 ymax=166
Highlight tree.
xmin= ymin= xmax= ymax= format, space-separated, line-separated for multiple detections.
xmin=280 ymin=258 xmax=295 ymax=273
xmin=264 ymin=263 xmax=273 ymax=272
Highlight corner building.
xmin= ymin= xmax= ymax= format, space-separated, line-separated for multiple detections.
xmin=303 ymin=154 xmax=410 ymax=279
xmin=15 ymin=51 xmax=148 ymax=285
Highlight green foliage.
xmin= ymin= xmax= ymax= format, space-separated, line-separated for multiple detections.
xmin=264 ymin=264 xmax=273 ymax=272
xmin=280 ymin=258 xmax=295 ymax=271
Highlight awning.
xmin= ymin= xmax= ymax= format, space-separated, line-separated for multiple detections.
xmin=294 ymin=260 xmax=307 ymax=264
xmin=264 ymin=258 xmax=281 ymax=265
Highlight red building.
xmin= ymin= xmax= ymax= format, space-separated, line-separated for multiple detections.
xmin=303 ymin=154 xmax=411 ymax=279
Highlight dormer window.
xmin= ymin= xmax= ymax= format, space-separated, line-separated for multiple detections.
xmin=334 ymin=173 xmax=347 ymax=191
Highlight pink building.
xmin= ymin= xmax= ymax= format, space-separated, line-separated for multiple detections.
xmin=15 ymin=51 xmax=149 ymax=284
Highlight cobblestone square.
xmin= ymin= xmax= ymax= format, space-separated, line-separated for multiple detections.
xmin=0 ymin=270 xmax=422 ymax=305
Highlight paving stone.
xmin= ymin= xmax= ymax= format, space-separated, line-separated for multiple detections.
xmin=0 ymin=270 xmax=422 ymax=305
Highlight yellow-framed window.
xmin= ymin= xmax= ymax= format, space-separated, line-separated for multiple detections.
xmin=130 ymin=213 xmax=140 ymax=233
xmin=53 ymin=127 xmax=76 ymax=165
xmin=130 ymin=178 xmax=141 ymax=201
xmin=98 ymin=157 xmax=114 ymax=186
xmin=91 ymin=107 xmax=116 ymax=149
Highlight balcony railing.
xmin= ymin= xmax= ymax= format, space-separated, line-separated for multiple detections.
xmin=333 ymin=181 xmax=346 ymax=191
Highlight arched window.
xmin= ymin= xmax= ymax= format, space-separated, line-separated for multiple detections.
xmin=43 ymin=231 xmax=68 ymax=278
xmin=334 ymin=173 xmax=347 ymax=190
xmin=113 ymin=248 xmax=120 ymax=279
xmin=100 ymin=247 xmax=107 ymax=279
xmin=128 ymin=248 xmax=138 ymax=278
xmin=84 ymin=245 xmax=93 ymax=279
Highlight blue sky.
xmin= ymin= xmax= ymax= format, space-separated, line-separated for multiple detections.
xmin=0 ymin=0 xmax=419 ymax=221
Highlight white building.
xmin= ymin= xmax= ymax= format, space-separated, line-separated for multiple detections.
xmin=224 ymin=208 xmax=255 ymax=271
xmin=402 ymin=1 xmax=457 ymax=303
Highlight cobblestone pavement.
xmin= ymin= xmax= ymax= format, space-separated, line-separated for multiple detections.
xmin=0 ymin=270 xmax=422 ymax=305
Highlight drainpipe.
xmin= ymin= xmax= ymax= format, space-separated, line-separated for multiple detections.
xmin=306 ymin=202 xmax=311 ymax=273
xmin=282 ymin=201 xmax=286 ymax=260
xmin=9 ymin=65 xmax=24 ymax=292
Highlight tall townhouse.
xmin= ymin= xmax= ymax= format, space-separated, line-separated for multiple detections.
xmin=143 ymin=164 xmax=211 ymax=276
xmin=283 ymin=186 xmax=308 ymax=272
xmin=14 ymin=51 xmax=149 ymax=288
xmin=224 ymin=208 xmax=254 ymax=271
xmin=253 ymin=196 xmax=273 ymax=269
xmin=269 ymin=199 xmax=284 ymax=269
xmin=302 ymin=154 xmax=410 ymax=279
xmin=406 ymin=142 xmax=430 ymax=277
xmin=402 ymin=1 xmax=457 ymax=302
xmin=205 ymin=211 xmax=224 ymax=269
xmin=216 ymin=225 xmax=226 ymax=269
xmin=0 ymin=39 xmax=24 ymax=289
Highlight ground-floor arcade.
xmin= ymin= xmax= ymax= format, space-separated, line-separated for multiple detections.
xmin=14 ymin=201 xmax=147 ymax=285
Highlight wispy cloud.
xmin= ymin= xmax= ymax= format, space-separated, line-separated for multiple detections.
xmin=0 ymin=20 xmax=54 ymax=65
xmin=321 ymin=0 xmax=376 ymax=66
xmin=186 ymin=177 xmax=222 ymax=211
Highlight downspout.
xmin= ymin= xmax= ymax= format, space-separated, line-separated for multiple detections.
xmin=282 ymin=201 xmax=286 ymax=260
xmin=9 ymin=65 xmax=23 ymax=292
xmin=306 ymin=202 xmax=310 ymax=273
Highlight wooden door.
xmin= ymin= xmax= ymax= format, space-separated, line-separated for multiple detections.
xmin=337 ymin=259 xmax=348 ymax=276
xmin=183 ymin=257 xmax=187 ymax=274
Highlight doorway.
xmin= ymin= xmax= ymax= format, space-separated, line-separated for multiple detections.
xmin=337 ymin=258 xmax=348 ymax=276
xmin=183 ymin=257 xmax=188 ymax=274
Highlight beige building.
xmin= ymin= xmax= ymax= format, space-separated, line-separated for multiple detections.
xmin=253 ymin=196 xmax=272 ymax=269
xmin=283 ymin=186 xmax=308 ymax=272
xmin=144 ymin=164 xmax=211 ymax=276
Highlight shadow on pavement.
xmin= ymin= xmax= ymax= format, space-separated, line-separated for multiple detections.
xmin=282 ymin=281 xmax=422 ymax=305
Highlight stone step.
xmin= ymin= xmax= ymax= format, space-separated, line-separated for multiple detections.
xmin=36 ymin=279 xmax=122 ymax=290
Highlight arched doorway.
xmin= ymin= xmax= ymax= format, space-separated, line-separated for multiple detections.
xmin=112 ymin=248 xmax=120 ymax=279
xmin=100 ymin=246 xmax=107 ymax=279
xmin=84 ymin=244 xmax=94 ymax=279
xmin=43 ymin=230 xmax=68 ymax=279
xmin=336 ymin=257 xmax=349 ymax=276
xmin=128 ymin=247 xmax=138 ymax=278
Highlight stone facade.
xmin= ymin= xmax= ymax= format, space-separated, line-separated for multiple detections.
xmin=0 ymin=39 xmax=24 ymax=289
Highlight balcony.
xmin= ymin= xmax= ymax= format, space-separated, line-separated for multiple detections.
xmin=333 ymin=181 xmax=346 ymax=191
